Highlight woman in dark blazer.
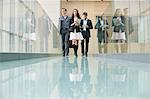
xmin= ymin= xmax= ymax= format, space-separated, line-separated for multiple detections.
xmin=69 ymin=9 xmax=83 ymax=57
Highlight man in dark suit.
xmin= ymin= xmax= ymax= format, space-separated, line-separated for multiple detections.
xmin=59 ymin=8 xmax=71 ymax=56
xmin=80 ymin=12 xmax=93 ymax=56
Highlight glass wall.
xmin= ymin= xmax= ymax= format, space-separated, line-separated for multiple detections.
xmin=61 ymin=0 xmax=150 ymax=54
xmin=112 ymin=0 xmax=150 ymax=43
xmin=0 ymin=0 xmax=60 ymax=53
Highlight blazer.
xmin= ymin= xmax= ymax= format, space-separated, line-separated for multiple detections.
xmin=59 ymin=16 xmax=71 ymax=34
xmin=112 ymin=16 xmax=125 ymax=32
xmin=69 ymin=18 xmax=81 ymax=33
xmin=80 ymin=19 xmax=93 ymax=38
xmin=95 ymin=19 xmax=109 ymax=38
xmin=122 ymin=16 xmax=134 ymax=33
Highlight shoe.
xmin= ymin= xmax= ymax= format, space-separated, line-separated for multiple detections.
xmin=62 ymin=51 xmax=65 ymax=57
xmin=74 ymin=53 xmax=78 ymax=57
xmin=82 ymin=53 xmax=84 ymax=57
xmin=65 ymin=55 xmax=69 ymax=57
xmin=85 ymin=52 xmax=88 ymax=57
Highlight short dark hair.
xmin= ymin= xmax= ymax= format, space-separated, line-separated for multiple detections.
xmin=62 ymin=8 xmax=67 ymax=11
xmin=83 ymin=12 xmax=88 ymax=16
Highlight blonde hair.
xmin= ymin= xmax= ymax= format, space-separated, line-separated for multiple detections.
xmin=114 ymin=8 xmax=122 ymax=17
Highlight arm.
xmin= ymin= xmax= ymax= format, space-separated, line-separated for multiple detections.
xmin=95 ymin=20 xmax=100 ymax=29
xmin=112 ymin=17 xmax=115 ymax=32
xmin=69 ymin=19 xmax=74 ymax=27
xmin=80 ymin=20 xmax=83 ymax=28
xmin=88 ymin=20 xmax=93 ymax=29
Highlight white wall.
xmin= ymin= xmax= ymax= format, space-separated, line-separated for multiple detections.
xmin=37 ymin=0 xmax=60 ymax=27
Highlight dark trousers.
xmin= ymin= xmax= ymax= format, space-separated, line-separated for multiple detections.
xmin=98 ymin=31 xmax=108 ymax=53
xmin=98 ymin=31 xmax=108 ymax=44
xmin=61 ymin=33 xmax=70 ymax=56
xmin=81 ymin=38 xmax=89 ymax=54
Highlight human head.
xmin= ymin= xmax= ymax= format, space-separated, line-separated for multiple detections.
xmin=123 ymin=8 xmax=128 ymax=15
xmin=72 ymin=9 xmax=80 ymax=19
xmin=101 ymin=13 xmax=105 ymax=19
xmin=61 ymin=8 xmax=67 ymax=16
xmin=82 ymin=12 xmax=88 ymax=19
xmin=114 ymin=8 xmax=122 ymax=17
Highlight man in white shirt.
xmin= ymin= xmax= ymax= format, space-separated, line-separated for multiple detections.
xmin=80 ymin=12 xmax=93 ymax=56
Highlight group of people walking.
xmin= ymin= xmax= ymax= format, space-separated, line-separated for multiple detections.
xmin=59 ymin=8 xmax=93 ymax=57
xmin=59 ymin=8 xmax=133 ymax=57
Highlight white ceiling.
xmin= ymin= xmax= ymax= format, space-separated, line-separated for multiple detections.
xmin=61 ymin=0 xmax=112 ymax=1
xmin=61 ymin=0 xmax=147 ymax=1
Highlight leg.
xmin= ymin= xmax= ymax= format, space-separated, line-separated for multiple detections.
xmin=114 ymin=40 xmax=119 ymax=53
xmin=120 ymin=39 xmax=126 ymax=53
xmin=73 ymin=40 xmax=78 ymax=57
xmin=104 ymin=32 xmax=108 ymax=54
xmin=75 ymin=40 xmax=78 ymax=45
xmin=125 ymin=32 xmax=128 ymax=53
xmin=61 ymin=34 xmax=65 ymax=56
xmin=85 ymin=38 xmax=89 ymax=56
xmin=98 ymin=40 xmax=102 ymax=54
xmin=65 ymin=33 xmax=70 ymax=56
xmin=72 ymin=40 xmax=75 ymax=45
xmin=98 ymin=32 xmax=103 ymax=54
xmin=81 ymin=40 xmax=85 ymax=56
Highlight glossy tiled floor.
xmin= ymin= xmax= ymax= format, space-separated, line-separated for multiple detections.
xmin=0 ymin=56 xmax=150 ymax=99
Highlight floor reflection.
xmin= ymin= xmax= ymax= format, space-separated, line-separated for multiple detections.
xmin=59 ymin=57 xmax=92 ymax=99
xmin=0 ymin=56 xmax=150 ymax=99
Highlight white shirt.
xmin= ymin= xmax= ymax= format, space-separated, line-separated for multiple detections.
xmin=100 ymin=19 xmax=104 ymax=31
xmin=63 ymin=15 xmax=67 ymax=19
xmin=83 ymin=19 xmax=88 ymax=31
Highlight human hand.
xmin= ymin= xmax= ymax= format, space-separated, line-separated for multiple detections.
xmin=86 ymin=25 xmax=89 ymax=28
xmin=71 ymin=22 xmax=76 ymax=26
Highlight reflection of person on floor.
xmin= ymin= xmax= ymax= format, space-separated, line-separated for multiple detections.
xmin=59 ymin=57 xmax=76 ymax=98
xmin=59 ymin=8 xmax=71 ymax=57
xmin=122 ymin=8 xmax=134 ymax=53
xmin=111 ymin=9 xmax=126 ymax=53
xmin=69 ymin=57 xmax=83 ymax=99
xmin=96 ymin=61 xmax=128 ymax=96
xmin=96 ymin=61 xmax=108 ymax=96
xmin=80 ymin=57 xmax=92 ymax=99
xmin=111 ymin=65 xmax=127 ymax=96
xmin=69 ymin=9 xmax=84 ymax=57
xmin=68 ymin=57 xmax=92 ymax=99
xmin=95 ymin=15 xmax=109 ymax=54
xmin=80 ymin=12 xmax=93 ymax=57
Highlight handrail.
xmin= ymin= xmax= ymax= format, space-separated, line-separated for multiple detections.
xmin=0 ymin=28 xmax=23 ymax=37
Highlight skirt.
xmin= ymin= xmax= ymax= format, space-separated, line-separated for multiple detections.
xmin=111 ymin=32 xmax=126 ymax=40
xmin=70 ymin=32 xmax=84 ymax=40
